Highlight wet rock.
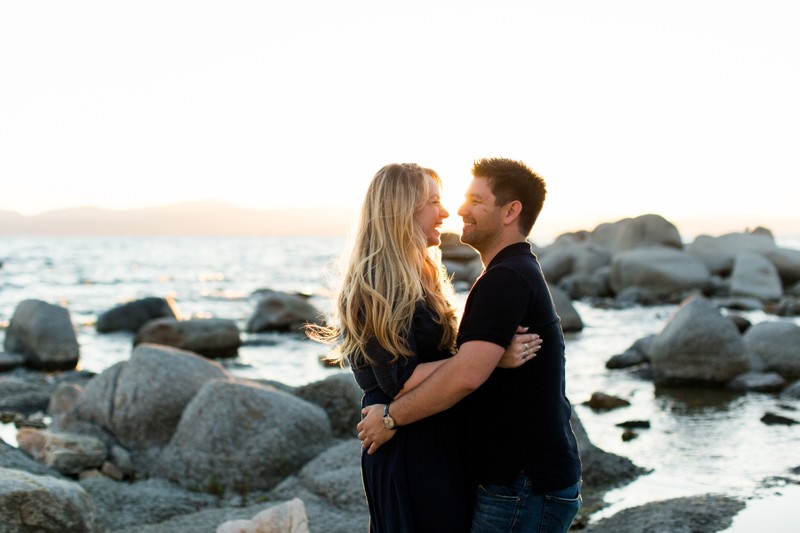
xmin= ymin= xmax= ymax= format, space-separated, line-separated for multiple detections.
xmin=727 ymin=372 xmax=786 ymax=392
xmin=570 ymin=412 xmax=647 ymax=527
xmin=760 ymin=412 xmax=798 ymax=425
xmin=606 ymin=335 xmax=654 ymax=369
xmin=4 ymin=299 xmax=80 ymax=370
xmin=0 ymin=466 xmax=95 ymax=532
xmin=742 ymin=321 xmax=800 ymax=379
xmin=585 ymin=392 xmax=631 ymax=411
xmin=781 ymin=380 xmax=800 ymax=399
xmin=606 ymin=349 xmax=647 ymax=369
xmin=247 ymin=290 xmax=323 ymax=333
xmin=585 ymin=494 xmax=745 ymax=532
xmin=156 ymin=378 xmax=333 ymax=492
xmin=616 ymin=420 xmax=651 ymax=429
xmin=96 ymin=296 xmax=179 ymax=333
xmin=0 ymin=351 xmax=26 ymax=371
xmin=134 ymin=317 xmax=241 ymax=357
xmin=650 ymin=297 xmax=749 ymax=386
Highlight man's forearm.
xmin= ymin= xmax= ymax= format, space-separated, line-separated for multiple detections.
xmin=390 ymin=340 xmax=503 ymax=425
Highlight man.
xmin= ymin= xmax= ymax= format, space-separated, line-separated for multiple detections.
xmin=358 ymin=158 xmax=582 ymax=532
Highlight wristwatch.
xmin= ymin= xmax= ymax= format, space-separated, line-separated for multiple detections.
xmin=382 ymin=404 xmax=399 ymax=430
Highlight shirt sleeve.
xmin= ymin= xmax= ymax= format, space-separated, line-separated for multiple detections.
xmin=362 ymin=329 xmax=419 ymax=398
xmin=458 ymin=266 xmax=530 ymax=349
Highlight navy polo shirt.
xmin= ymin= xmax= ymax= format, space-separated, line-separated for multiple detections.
xmin=458 ymin=242 xmax=581 ymax=491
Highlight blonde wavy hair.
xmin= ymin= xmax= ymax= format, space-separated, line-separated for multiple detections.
xmin=308 ymin=163 xmax=457 ymax=366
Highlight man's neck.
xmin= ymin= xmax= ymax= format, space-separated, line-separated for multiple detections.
xmin=478 ymin=233 xmax=527 ymax=268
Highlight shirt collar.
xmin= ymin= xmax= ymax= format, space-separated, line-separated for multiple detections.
xmin=486 ymin=241 xmax=532 ymax=269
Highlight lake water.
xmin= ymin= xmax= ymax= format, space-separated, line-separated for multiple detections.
xmin=1 ymin=235 xmax=799 ymax=530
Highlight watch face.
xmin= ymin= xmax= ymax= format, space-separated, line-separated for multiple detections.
xmin=383 ymin=416 xmax=394 ymax=429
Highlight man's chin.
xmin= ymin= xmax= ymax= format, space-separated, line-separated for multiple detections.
xmin=459 ymin=232 xmax=478 ymax=250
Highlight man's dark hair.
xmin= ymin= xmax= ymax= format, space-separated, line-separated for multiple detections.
xmin=472 ymin=157 xmax=546 ymax=235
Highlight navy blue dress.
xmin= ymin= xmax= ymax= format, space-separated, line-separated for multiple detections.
xmin=351 ymin=302 xmax=471 ymax=533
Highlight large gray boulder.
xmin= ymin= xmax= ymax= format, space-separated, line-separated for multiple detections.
xmin=650 ymin=297 xmax=749 ymax=386
xmin=550 ymin=285 xmax=584 ymax=333
xmin=590 ymin=214 xmax=683 ymax=253
xmin=0 ymin=466 xmax=95 ymax=532
xmin=134 ymin=318 xmax=241 ymax=357
xmin=742 ymin=321 xmax=800 ymax=378
xmin=112 ymin=500 xmax=316 ymax=533
xmin=766 ymin=247 xmax=800 ymax=286
xmin=539 ymin=241 xmax=611 ymax=285
xmin=686 ymin=231 xmax=777 ymax=275
xmin=157 ymin=379 xmax=334 ymax=492
xmin=609 ymin=246 xmax=711 ymax=300
xmin=79 ymin=476 xmax=217 ymax=532
xmin=70 ymin=344 xmax=229 ymax=450
xmin=4 ymin=299 xmax=80 ymax=370
xmin=247 ymin=290 xmax=323 ymax=333
xmin=568 ymin=413 xmax=644 ymax=491
xmin=96 ymin=297 xmax=178 ymax=333
xmin=270 ymin=439 xmax=366 ymax=512
xmin=440 ymin=233 xmax=482 ymax=284
xmin=570 ymin=412 xmax=646 ymax=527
xmin=439 ymin=231 xmax=479 ymax=262
xmin=729 ymin=252 xmax=783 ymax=302
xmin=295 ymin=373 xmax=361 ymax=439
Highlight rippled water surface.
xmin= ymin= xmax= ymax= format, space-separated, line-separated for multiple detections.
xmin=2 ymin=235 xmax=798 ymax=529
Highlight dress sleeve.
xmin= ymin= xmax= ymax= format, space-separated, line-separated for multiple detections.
xmin=363 ymin=329 xmax=419 ymax=398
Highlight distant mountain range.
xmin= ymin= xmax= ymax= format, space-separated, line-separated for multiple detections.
xmin=0 ymin=202 xmax=357 ymax=235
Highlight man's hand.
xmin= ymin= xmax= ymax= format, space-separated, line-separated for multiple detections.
xmin=357 ymin=404 xmax=396 ymax=455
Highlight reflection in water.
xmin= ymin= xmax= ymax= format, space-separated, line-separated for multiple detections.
xmin=654 ymin=385 xmax=741 ymax=412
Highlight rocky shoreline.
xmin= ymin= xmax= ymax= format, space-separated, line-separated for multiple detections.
xmin=2 ymin=213 xmax=799 ymax=532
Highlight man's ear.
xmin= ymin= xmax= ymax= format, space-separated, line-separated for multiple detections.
xmin=502 ymin=200 xmax=523 ymax=226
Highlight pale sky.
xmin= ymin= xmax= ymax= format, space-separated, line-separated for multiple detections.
xmin=1 ymin=1 xmax=798 ymax=238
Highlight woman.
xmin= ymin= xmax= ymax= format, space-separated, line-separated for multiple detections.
xmin=309 ymin=163 xmax=539 ymax=532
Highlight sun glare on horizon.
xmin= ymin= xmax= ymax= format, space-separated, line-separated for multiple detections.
xmin=1 ymin=2 xmax=798 ymax=238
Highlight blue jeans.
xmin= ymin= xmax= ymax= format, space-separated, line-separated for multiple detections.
xmin=471 ymin=473 xmax=581 ymax=533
